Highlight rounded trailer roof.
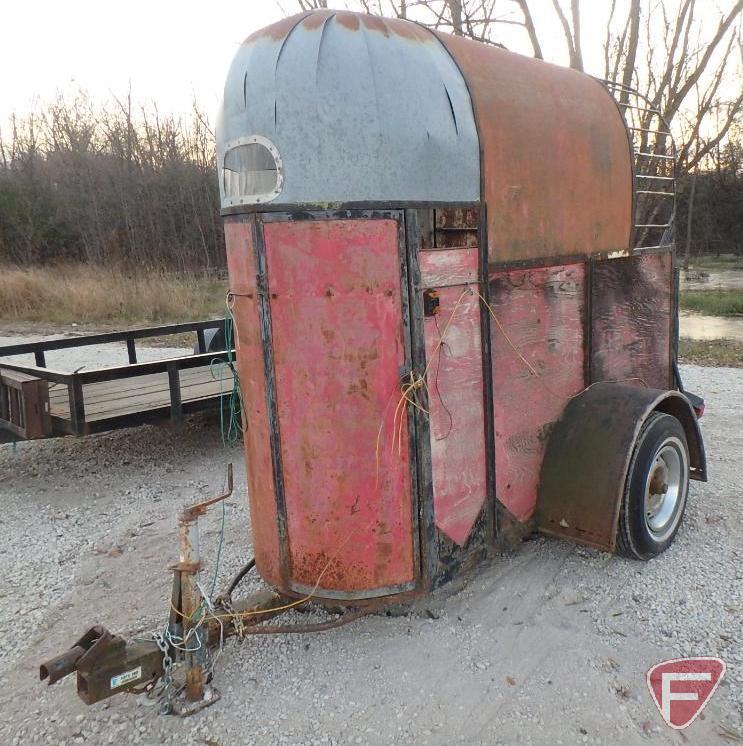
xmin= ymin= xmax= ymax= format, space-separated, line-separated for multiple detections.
xmin=217 ymin=10 xmax=634 ymax=260
xmin=217 ymin=11 xmax=480 ymax=207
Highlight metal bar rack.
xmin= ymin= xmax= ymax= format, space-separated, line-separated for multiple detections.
xmin=0 ymin=319 xmax=234 ymax=442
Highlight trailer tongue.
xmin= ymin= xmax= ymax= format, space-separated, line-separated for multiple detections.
xmin=40 ymin=465 xmax=371 ymax=715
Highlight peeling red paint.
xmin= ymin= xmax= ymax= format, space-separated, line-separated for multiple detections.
xmin=421 ymin=258 xmax=487 ymax=545
xmin=224 ymin=217 xmax=282 ymax=587
xmin=264 ymin=219 xmax=415 ymax=594
xmin=420 ymin=247 xmax=479 ymax=287
xmin=489 ymin=263 xmax=586 ymax=521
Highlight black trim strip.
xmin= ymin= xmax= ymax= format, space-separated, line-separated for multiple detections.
xmin=486 ymin=246 xmax=676 ymax=275
xmin=222 ymin=201 xmax=480 ymax=217
xmin=477 ymin=204 xmax=497 ymax=544
xmin=252 ymin=215 xmax=292 ymax=586
xmin=585 ymin=258 xmax=594 ymax=385
xmin=404 ymin=209 xmax=437 ymax=590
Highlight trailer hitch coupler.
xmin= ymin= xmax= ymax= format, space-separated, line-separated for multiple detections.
xmin=39 ymin=625 xmax=111 ymax=686
xmin=40 ymin=646 xmax=87 ymax=685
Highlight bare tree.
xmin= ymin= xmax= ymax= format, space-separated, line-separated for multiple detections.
xmin=551 ymin=0 xmax=583 ymax=71
xmin=287 ymin=1 xmax=743 ymax=177
xmin=0 ymin=93 xmax=224 ymax=270
xmin=605 ymin=0 xmax=743 ymax=174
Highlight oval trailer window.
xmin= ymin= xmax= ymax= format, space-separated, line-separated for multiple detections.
xmin=222 ymin=137 xmax=282 ymax=205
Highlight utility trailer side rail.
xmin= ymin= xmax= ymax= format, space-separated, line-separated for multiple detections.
xmin=0 ymin=320 xmax=235 ymax=441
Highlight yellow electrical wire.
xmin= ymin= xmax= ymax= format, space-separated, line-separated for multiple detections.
xmin=180 ymin=282 xmax=648 ymax=634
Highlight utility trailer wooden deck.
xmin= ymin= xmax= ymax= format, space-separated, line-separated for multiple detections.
xmin=0 ymin=320 xmax=234 ymax=442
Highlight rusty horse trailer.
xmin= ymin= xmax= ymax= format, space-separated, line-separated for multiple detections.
xmin=41 ymin=10 xmax=706 ymax=712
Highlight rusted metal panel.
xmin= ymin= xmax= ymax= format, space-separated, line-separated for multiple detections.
xmin=0 ymin=369 xmax=51 ymax=440
xmin=438 ymin=34 xmax=633 ymax=262
xmin=433 ymin=207 xmax=479 ymax=248
xmin=536 ymin=384 xmax=698 ymax=551
xmin=419 ymin=247 xmax=478 ymax=287
xmin=489 ymin=263 xmax=586 ymax=521
xmin=423 ymin=280 xmax=487 ymax=546
xmin=591 ymin=251 xmax=673 ymax=390
xmin=224 ymin=217 xmax=283 ymax=588
xmin=263 ymin=218 xmax=416 ymax=596
xmin=218 ymin=12 xmax=479 ymax=208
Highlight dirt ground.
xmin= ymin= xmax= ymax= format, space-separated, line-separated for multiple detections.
xmin=0 ymin=357 xmax=740 ymax=745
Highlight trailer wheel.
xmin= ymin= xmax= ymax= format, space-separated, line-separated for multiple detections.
xmin=617 ymin=413 xmax=690 ymax=560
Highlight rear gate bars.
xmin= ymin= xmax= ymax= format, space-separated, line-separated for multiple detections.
xmin=601 ymin=80 xmax=677 ymax=252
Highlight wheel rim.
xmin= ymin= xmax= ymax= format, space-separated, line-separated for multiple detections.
xmin=643 ymin=436 xmax=688 ymax=542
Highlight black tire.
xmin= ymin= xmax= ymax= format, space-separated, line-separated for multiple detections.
xmin=616 ymin=412 xmax=690 ymax=560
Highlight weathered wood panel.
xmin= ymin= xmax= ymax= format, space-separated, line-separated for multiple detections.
xmin=0 ymin=369 xmax=51 ymax=439
xmin=47 ymin=367 xmax=233 ymax=421
xmin=489 ymin=263 xmax=586 ymax=521
xmin=419 ymin=247 xmax=479 ymax=288
xmin=423 ymin=278 xmax=486 ymax=546
xmin=591 ymin=252 xmax=672 ymax=390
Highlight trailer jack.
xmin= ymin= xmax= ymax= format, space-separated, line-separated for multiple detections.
xmin=38 ymin=465 xmax=308 ymax=716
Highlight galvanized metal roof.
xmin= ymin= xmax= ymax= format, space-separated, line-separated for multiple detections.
xmin=216 ymin=11 xmax=480 ymax=208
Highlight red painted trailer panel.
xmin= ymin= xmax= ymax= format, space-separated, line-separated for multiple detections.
xmin=224 ymin=217 xmax=283 ymax=587
xmin=263 ymin=219 xmax=416 ymax=596
xmin=420 ymin=249 xmax=486 ymax=545
xmin=489 ymin=263 xmax=586 ymax=521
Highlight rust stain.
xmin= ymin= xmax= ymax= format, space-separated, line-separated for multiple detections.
xmin=360 ymin=14 xmax=391 ymax=36
xmin=437 ymin=33 xmax=633 ymax=261
xmin=302 ymin=10 xmax=335 ymax=30
xmin=243 ymin=13 xmax=310 ymax=44
xmin=335 ymin=11 xmax=360 ymax=31
xmin=383 ymin=16 xmax=431 ymax=41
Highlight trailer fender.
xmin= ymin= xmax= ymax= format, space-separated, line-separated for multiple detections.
xmin=535 ymin=383 xmax=706 ymax=552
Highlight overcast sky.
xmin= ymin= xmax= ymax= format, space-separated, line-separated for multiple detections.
xmin=0 ymin=1 xmax=283 ymax=124
xmin=1 ymin=0 xmax=628 ymax=127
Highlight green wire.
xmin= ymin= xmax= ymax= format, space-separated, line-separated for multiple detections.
xmin=209 ymin=304 xmax=244 ymax=447
xmin=207 ymin=304 xmax=244 ymax=596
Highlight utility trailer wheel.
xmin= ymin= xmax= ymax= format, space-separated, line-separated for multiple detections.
xmin=617 ymin=413 xmax=690 ymax=560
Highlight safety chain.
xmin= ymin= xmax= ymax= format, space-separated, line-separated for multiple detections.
xmin=218 ymin=595 xmax=245 ymax=639
xmin=152 ymin=630 xmax=176 ymax=714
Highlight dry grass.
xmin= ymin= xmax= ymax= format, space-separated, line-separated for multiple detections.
xmin=679 ymin=337 xmax=743 ymax=367
xmin=0 ymin=264 xmax=227 ymax=324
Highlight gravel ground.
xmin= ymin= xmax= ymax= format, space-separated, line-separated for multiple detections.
xmin=0 ymin=356 xmax=740 ymax=745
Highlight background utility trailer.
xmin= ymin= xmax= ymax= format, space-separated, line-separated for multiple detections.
xmin=0 ymin=320 xmax=231 ymax=442
xmin=40 ymin=10 xmax=707 ymax=713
